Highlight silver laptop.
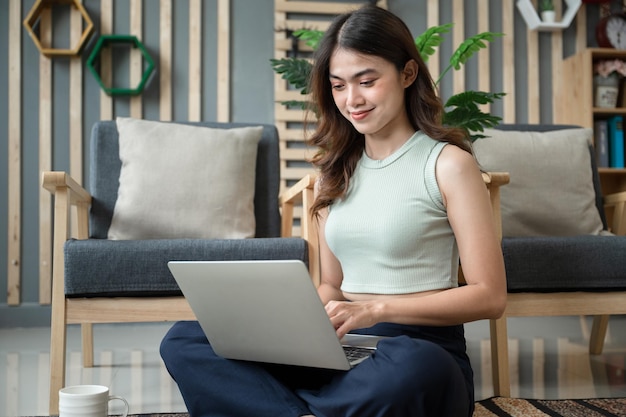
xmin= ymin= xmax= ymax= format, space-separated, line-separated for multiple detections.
xmin=167 ymin=259 xmax=383 ymax=370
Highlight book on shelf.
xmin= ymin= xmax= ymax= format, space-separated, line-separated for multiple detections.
xmin=607 ymin=115 xmax=625 ymax=168
xmin=594 ymin=119 xmax=610 ymax=168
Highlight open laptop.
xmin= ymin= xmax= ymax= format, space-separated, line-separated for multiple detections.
xmin=167 ymin=259 xmax=383 ymax=370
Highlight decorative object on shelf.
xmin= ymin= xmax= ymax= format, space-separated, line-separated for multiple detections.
xmin=596 ymin=5 xmax=626 ymax=49
xmin=23 ymin=0 xmax=94 ymax=57
xmin=539 ymin=0 xmax=556 ymax=22
xmin=593 ymin=58 xmax=626 ymax=107
xmin=516 ymin=0 xmax=582 ymax=31
xmin=271 ymin=24 xmax=505 ymax=142
xmin=86 ymin=35 xmax=156 ymax=96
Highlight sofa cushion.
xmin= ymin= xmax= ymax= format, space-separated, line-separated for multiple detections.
xmin=108 ymin=118 xmax=262 ymax=240
xmin=503 ymin=235 xmax=626 ymax=292
xmin=473 ymin=128 xmax=604 ymax=237
xmin=64 ymin=237 xmax=309 ymax=297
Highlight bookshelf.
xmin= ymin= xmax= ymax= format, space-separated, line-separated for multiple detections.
xmin=560 ymin=48 xmax=626 ymax=197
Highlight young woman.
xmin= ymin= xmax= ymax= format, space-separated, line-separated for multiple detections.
xmin=160 ymin=5 xmax=506 ymax=417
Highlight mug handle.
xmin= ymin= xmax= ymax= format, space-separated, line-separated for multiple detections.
xmin=108 ymin=395 xmax=129 ymax=417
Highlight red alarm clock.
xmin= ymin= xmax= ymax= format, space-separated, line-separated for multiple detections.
xmin=596 ymin=13 xmax=626 ymax=49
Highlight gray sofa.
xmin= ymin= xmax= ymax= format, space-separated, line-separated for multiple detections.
xmin=63 ymin=121 xmax=308 ymax=297
xmin=492 ymin=124 xmax=626 ymax=293
xmin=44 ymin=120 xmax=308 ymax=413
xmin=475 ymin=124 xmax=626 ymax=397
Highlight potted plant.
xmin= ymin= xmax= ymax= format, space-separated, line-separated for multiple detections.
xmin=271 ymin=24 xmax=505 ymax=142
xmin=539 ymin=0 xmax=556 ymax=23
xmin=593 ymin=58 xmax=626 ymax=108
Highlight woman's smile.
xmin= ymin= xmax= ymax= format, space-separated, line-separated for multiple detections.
xmin=350 ymin=109 xmax=373 ymax=121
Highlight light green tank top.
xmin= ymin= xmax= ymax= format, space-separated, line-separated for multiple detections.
xmin=325 ymin=131 xmax=459 ymax=294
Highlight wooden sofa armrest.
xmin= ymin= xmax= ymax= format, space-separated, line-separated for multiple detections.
xmin=42 ymin=171 xmax=92 ymax=241
xmin=279 ymin=173 xmax=320 ymax=286
xmin=604 ymin=191 xmax=626 ymax=235
xmin=481 ymin=171 xmax=510 ymax=241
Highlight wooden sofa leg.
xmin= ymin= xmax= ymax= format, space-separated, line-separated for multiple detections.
xmin=49 ymin=300 xmax=67 ymax=415
xmin=489 ymin=316 xmax=511 ymax=397
xmin=590 ymin=315 xmax=610 ymax=355
xmin=82 ymin=323 xmax=94 ymax=367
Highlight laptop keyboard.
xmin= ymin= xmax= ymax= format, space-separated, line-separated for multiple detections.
xmin=343 ymin=346 xmax=375 ymax=365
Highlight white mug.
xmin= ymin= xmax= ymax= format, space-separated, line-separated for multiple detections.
xmin=59 ymin=385 xmax=129 ymax=417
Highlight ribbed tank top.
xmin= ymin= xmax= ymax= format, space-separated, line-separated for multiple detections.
xmin=325 ymin=131 xmax=459 ymax=294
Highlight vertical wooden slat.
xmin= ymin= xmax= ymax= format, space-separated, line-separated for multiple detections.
xmin=527 ymin=0 xmax=540 ymax=123
xmin=217 ymin=0 xmax=230 ymax=122
xmin=551 ymin=2 xmax=564 ymax=123
xmin=426 ymin=0 xmax=440 ymax=77
xmin=452 ymin=0 xmax=465 ymax=95
xmin=130 ymin=0 xmax=143 ymax=119
xmin=100 ymin=0 xmax=113 ymax=121
xmin=38 ymin=9 xmax=53 ymax=307
xmin=69 ymin=4 xmax=83 ymax=184
xmin=188 ymin=0 xmax=202 ymax=121
xmin=575 ymin=4 xmax=587 ymax=54
xmin=477 ymin=0 xmax=490 ymax=114
xmin=160 ymin=0 xmax=172 ymax=121
xmin=7 ymin=0 xmax=21 ymax=305
xmin=274 ymin=1 xmax=288 ymax=197
xmin=502 ymin=0 xmax=516 ymax=122
xmin=63 ymin=1 xmax=85 ymax=305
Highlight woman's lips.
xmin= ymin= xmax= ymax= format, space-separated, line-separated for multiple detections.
xmin=350 ymin=109 xmax=372 ymax=121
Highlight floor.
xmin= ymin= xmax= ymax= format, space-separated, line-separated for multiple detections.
xmin=1 ymin=316 xmax=625 ymax=417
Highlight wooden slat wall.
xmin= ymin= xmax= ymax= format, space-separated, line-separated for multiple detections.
xmin=5 ymin=0 xmax=231 ymax=306
xmin=0 ymin=1 xmax=594 ymax=305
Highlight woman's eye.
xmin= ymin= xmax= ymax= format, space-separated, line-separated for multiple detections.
xmin=331 ymin=84 xmax=345 ymax=91
xmin=360 ymin=80 xmax=374 ymax=86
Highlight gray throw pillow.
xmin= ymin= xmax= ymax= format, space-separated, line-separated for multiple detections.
xmin=108 ymin=117 xmax=262 ymax=240
xmin=472 ymin=128 xmax=604 ymax=237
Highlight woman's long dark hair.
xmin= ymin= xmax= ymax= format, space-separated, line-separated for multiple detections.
xmin=307 ymin=5 xmax=470 ymax=216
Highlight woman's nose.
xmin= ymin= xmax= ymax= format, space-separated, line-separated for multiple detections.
xmin=346 ymin=86 xmax=364 ymax=107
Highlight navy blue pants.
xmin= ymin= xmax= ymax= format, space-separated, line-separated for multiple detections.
xmin=160 ymin=321 xmax=474 ymax=417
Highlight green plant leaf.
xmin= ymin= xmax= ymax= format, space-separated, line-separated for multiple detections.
xmin=450 ymin=32 xmax=504 ymax=70
xmin=293 ymin=29 xmax=325 ymax=50
xmin=414 ymin=23 xmax=453 ymax=62
xmin=444 ymin=91 xmax=506 ymax=108
xmin=279 ymin=100 xmax=309 ymax=110
xmin=443 ymin=91 xmax=506 ymax=141
xmin=270 ymin=58 xmax=312 ymax=92
xmin=436 ymin=31 xmax=503 ymax=85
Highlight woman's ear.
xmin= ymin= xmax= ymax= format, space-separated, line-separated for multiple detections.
xmin=402 ymin=59 xmax=418 ymax=87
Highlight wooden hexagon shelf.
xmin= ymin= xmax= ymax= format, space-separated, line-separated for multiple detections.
xmin=516 ymin=0 xmax=582 ymax=31
xmin=87 ymin=35 xmax=156 ymax=96
xmin=23 ymin=0 xmax=94 ymax=57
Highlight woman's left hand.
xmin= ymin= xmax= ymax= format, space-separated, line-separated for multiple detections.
xmin=325 ymin=300 xmax=380 ymax=339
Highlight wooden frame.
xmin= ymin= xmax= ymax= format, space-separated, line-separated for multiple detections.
xmin=42 ymin=171 xmax=196 ymax=414
xmin=42 ymin=162 xmax=308 ymax=414
xmin=489 ymin=186 xmax=626 ymax=397
xmin=23 ymin=0 xmax=94 ymax=57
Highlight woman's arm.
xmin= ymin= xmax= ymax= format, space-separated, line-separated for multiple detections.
xmin=316 ymin=207 xmax=347 ymax=305
xmin=325 ymin=145 xmax=507 ymax=338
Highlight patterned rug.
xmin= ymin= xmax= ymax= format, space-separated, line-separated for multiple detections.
xmin=474 ymin=397 xmax=626 ymax=416
xmin=23 ymin=397 xmax=626 ymax=416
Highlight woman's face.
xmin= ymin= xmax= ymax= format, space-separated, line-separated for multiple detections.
xmin=328 ymin=48 xmax=416 ymax=139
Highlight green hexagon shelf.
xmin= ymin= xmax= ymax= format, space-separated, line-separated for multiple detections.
xmin=87 ymin=35 xmax=156 ymax=96
xmin=23 ymin=0 xmax=95 ymax=57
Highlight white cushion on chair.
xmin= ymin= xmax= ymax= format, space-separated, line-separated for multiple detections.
xmin=108 ymin=117 xmax=262 ymax=240
xmin=473 ymin=128 xmax=604 ymax=237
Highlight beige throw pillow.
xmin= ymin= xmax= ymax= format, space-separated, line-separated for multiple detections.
xmin=472 ymin=128 xmax=604 ymax=237
xmin=108 ymin=118 xmax=262 ymax=240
